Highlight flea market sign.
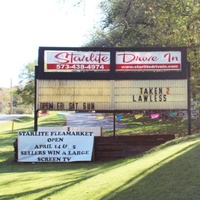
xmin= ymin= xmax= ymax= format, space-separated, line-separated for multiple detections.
xmin=18 ymin=131 xmax=94 ymax=162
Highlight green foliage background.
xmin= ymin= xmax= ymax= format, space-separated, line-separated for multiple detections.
xmin=86 ymin=0 xmax=200 ymax=99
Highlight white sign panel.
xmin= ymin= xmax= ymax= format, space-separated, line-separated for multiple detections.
xmin=114 ymin=80 xmax=188 ymax=110
xmin=116 ymin=51 xmax=181 ymax=71
xmin=37 ymin=79 xmax=188 ymax=110
xmin=68 ymin=127 xmax=102 ymax=136
xmin=18 ymin=131 xmax=94 ymax=162
xmin=38 ymin=126 xmax=102 ymax=137
xmin=37 ymin=80 xmax=112 ymax=110
xmin=44 ymin=50 xmax=110 ymax=72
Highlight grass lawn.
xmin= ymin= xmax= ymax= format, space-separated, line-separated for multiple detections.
xmin=105 ymin=113 xmax=197 ymax=136
xmin=0 ymin=112 xmax=200 ymax=200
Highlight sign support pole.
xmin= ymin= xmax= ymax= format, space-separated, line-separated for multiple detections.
xmin=34 ymin=66 xmax=38 ymax=131
xmin=187 ymin=62 xmax=191 ymax=135
xmin=113 ymin=111 xmax=116 ymax=136
xmin=34 ymin=110 xmax=38 ymax=131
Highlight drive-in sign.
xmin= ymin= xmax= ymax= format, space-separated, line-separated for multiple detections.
xmin=116 ymin=51 xmax=181 ymax=71
xmin=44 ymin=50 xmax=110 ymax=72
xmin=36 ymin=47 xmax=188 ymax=112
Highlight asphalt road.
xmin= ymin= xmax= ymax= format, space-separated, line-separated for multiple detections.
xmin=0 ymin=114 xmax=29 ymax=124
xmin=0 ymin=113 xmax=127 ymax=130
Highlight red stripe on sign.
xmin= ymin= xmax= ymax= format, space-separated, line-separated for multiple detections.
xmin=46 ymin=64 xmax=110 ymax=71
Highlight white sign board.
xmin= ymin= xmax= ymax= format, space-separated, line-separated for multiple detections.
xmin=38 ymin=126 xmax=102 ymax=137
xmin=44 ymin=50 xmax=181 ymax=72
xmin=37 ymin=79 xmax=187 ymax=110
xmin=114 ymin=80 xmax=188 ymax=110
xmin=44 ymin=50 xmax=110 ymax=72
xmin=37 ymin=80 xmax=112 ymax=110
xmin=116 ymin=51 xmax=181 ymax=71
xmin=67 ymin=127 xmax=102 ymax=136
xmin=18 ymin=131 xmax=94 ymax=162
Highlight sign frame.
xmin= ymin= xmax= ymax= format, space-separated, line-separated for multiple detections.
xmin=35 ymin=46 xmax=191 ymax=134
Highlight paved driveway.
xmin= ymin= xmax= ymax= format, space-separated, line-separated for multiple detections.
xmin=64 ymin=112 xmax=126 ymax=130
xmin=0 ymin=114 xmax=29 ymax=124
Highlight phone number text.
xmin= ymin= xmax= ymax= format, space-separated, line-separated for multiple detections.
xmin=56 ymin=64 xmax=106 ymax=70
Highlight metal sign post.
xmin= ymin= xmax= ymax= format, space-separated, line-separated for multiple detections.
xmin=187 ymin=62 xmax=191 ymax=135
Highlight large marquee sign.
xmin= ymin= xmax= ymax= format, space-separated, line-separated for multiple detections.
xmin=36 ymin=47 xmax=188 ymax=112
xmin=31 ymin=46 xmax=191 ymax=160
xmin=36 ymin=79 xmax=187 ymax=111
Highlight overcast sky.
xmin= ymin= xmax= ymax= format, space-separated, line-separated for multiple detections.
xmin=0 ymin=0 xmax=102 ymax=88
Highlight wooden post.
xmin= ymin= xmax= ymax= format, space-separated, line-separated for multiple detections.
xmin=12 ymin=121 xmax=14 ymax=133
xmin=197 ymin=108 xmax=200 ymax=129
xmin=10 ymin=78 xmax=13 ymax=114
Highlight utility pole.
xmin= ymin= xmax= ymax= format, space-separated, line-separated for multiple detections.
xmin=10 ymin=78 xmax=13 ymax=114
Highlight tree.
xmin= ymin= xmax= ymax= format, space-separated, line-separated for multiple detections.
xmin=15 ymin=61 xmax=37 ymax=106
xmin=87 ymin=0 xmax=200 ymax=47
xmin=0 ymin=88 xmax=10 ymax=113
xmin=86 ymin=0 xmax=200 ymax=99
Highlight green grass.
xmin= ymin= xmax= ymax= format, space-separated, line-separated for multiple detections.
xmin=0 ymin=112 xmax=200 ymax=199
xmin=105 ymin=113 xmax=196 ymax=136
